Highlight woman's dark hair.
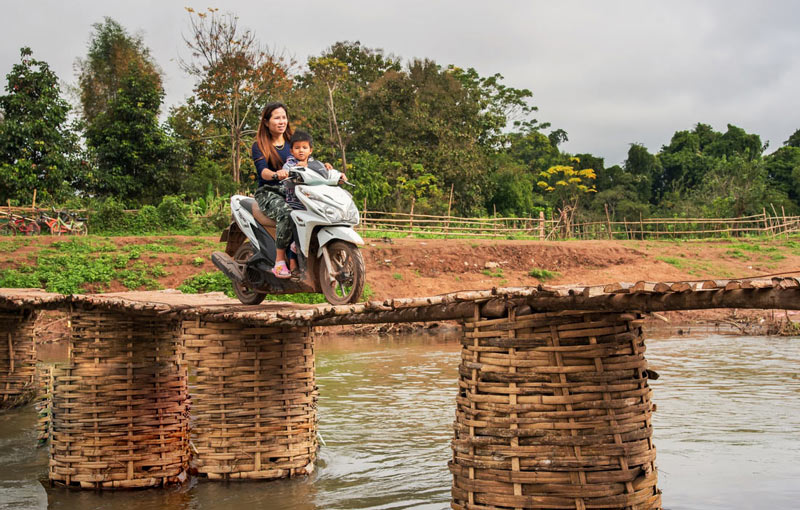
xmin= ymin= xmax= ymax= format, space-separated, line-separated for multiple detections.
xmin=290 ymin=130 xmax=313 ymax=148
xmin=255 ymin=102 xmax=294 ymax=169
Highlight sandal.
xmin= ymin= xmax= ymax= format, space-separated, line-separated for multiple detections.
xmin=271 ymin=261 xmax=291 ymax=279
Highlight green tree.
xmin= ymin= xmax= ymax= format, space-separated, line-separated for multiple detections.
xmin=784 ymin=128 xmax=800 ymax=148
xmin=447 ymin=66 xmax=548 ymax=148
xmin=77 ymin=18 xmax=162 ymax=126
xmin=293 ymin=41 xmax=401 ymax=168
xmin=351 ymin=60 xmax=488 ymax=214
xmin=694 ymin=156 xmax=790 ymax=217
xmin=166 ymin=97 xmax=237 ymax=198
xmin=84 ymin=62 xmax=185 ymax=204
xmin=624 ymin=143 xmax=659 ymax=204
xmin=487 ymin=157 xmax=541 ymax=217
xmin=181 ymin=8 xmax=294 ymax=183
xmin=0 ymin=47 xmax=80 ymax=204
xmin=765 ymin=146 xmax=800 ymax=205
xmin=655 ymin=123 xmax=765 ymax=203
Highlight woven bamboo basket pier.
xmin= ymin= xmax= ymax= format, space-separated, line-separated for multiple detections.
xmin=451 ymin=308 xmax=661 ymax=510
xmin=182 ymin=319 xmax=317 ymax=480
xmin=0 ymin=309 xmax=38 ymax=409
xmin=49 ymin=309 xmax=189 ymax=489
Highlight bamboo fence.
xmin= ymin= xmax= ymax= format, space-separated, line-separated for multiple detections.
xmin=6 ymin=200 xmax=800 ymax=240
xmin=0 ymin=309 xmax=38 ymax=409
xmin=181 ymin=319 xmax=318 ymax=480
xmin=359 ymin=209 xmax=800 ymax=240
xmin=451 ymin=307 xmax=660 ymax=509
xmin=49 ymin=309 xmax=189 ymax=489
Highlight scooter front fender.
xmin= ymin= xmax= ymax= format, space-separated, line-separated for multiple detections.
xmin=316 ymin=226 xmax=364 ymax=256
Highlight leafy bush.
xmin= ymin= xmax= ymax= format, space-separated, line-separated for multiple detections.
xmin=178 ymin=271 xmax=234 ymax=296
xmin=528 ymin=268 xmax=559 ymax=280
xmin=0 ymin=269 xmax=41 ymax=289
xmin=90 ymin=197 xmax=130 ymax=233
xmin=131 ymin=205 xmax=160 ymax=233
xmin=157 ymin=195 xmax=190 ymax=229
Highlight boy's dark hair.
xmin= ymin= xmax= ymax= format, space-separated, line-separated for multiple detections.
xmin=290 ymin=130 xmax=313 ymax=148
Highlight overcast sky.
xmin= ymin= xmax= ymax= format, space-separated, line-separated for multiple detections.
xmin=3 ymin=0 xmax=799 ymax=165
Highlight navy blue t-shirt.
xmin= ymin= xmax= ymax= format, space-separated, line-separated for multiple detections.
xmin=252 ymin=141 xmax=292 ymax=187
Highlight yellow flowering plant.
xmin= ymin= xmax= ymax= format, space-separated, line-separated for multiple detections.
xmin=536 ymin=157 xmax=597 ymax=228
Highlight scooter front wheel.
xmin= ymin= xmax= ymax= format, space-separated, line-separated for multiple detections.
xmin=232 ymin=242 xmax=267 ymax=305
xmin=318 ymin=241 xmax=366 ymax=305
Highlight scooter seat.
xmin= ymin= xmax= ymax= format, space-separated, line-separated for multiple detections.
xmin=241 ymin=197 xmax=276 ymax=228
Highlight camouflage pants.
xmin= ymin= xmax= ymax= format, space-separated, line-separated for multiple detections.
xmin=254 ymin=186 xmax=293 ymax=250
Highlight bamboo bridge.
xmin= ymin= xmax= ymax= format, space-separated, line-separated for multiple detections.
xmin=1 ymin=276 xmax=799 ymax=509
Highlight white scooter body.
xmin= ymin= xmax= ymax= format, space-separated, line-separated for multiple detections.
xmin=230 ymin=195 xmax=264 ymax=251
xmin=287 ymin=166 xmax=364 ymax=257
xmin=229 ymin=165 xmax=362 ymax=261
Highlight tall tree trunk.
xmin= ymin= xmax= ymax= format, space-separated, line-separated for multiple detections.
xmin=231 ymin=125 xmax=239 ymax=184
xmin=231 ymin=92 xmax=240 ymax=183
xmin=327 ymin=86 xmax=347 ymax=172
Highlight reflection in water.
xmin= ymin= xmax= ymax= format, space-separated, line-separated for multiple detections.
xmin=648 ymin=334 xmax=800 ymax=509
xmin=0 ymin=333 xmax=797 ymax=509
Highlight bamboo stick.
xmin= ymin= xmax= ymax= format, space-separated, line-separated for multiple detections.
xmin=408 ymin=198 xmax=415 ymax=231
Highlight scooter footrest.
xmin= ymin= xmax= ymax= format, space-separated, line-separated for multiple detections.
xmin=211 ymin=251 xmax=245 ymax=283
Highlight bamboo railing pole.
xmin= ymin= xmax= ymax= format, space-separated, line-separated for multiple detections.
xmin=782 ymin=206 xmax=787 ymax=237
xmin=409 ymin=198 xmax=415 ymax=232
xmin=639 ymin=212 xmax=645 ymax=240
xmin=445 ymin=183 xmax=454 ymax=240
xmin=538 ymin=211 xmax=545 ymax=240
xmin=493 ymin=204 xmax=498 ymax=238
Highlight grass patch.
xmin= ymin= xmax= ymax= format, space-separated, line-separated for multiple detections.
xmin=0 ymin=238 xmax=30 ymax=253
xmin=528 ymin=268 xmax=559 ymax=280
xmin=178 ymin=271 xmax=234 ymax=296
xmin=481 ymin=268 xmax=504 ymax=278
xmin=727 ymin=242 xmax=777 ymax=253
xmin=656 ymin=256 xmax=685 ymax=268
xmin=126 ymin=243 xmax=180 ymax=254
xmin=392 ymin=273 xmax=403 ymax=280
xmin=725 ymin=249 xmax=749 ymax=259
xmin=0 ymin=237 xmax=180 ymax=293
xmin=192 ymin=257 xmax=205 ymax=267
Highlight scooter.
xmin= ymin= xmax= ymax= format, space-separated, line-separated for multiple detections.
xmin=211 ymin=164 xmax=366 ymax=305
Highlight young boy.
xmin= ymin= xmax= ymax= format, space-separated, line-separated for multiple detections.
xmin=280 ymin=131 xmax=346 ymax=271
xmin=282 ymin=131 xmax=346 ymax=207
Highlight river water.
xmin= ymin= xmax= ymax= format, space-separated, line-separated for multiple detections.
xmin=1 ymin=331 xmax=798 ymax=509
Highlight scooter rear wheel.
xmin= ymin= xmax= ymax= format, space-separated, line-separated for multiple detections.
xmin=233 ymin=242 xmax=267 ymax=305
xmin=318 ymin=241 xmax=365 ymax=305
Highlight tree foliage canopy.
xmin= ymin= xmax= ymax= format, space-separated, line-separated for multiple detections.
xmin=3 ymin=17 xmax=800 ymax=222
xmin=0 ymin=47 xmax=79 ymax=204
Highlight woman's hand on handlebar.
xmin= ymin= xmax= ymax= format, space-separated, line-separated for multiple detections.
xmin=275 ymin=169 xmax=289 ymax=180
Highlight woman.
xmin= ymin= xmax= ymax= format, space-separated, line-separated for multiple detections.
xmin=252 ymin=102 xmax=295 ymax=278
